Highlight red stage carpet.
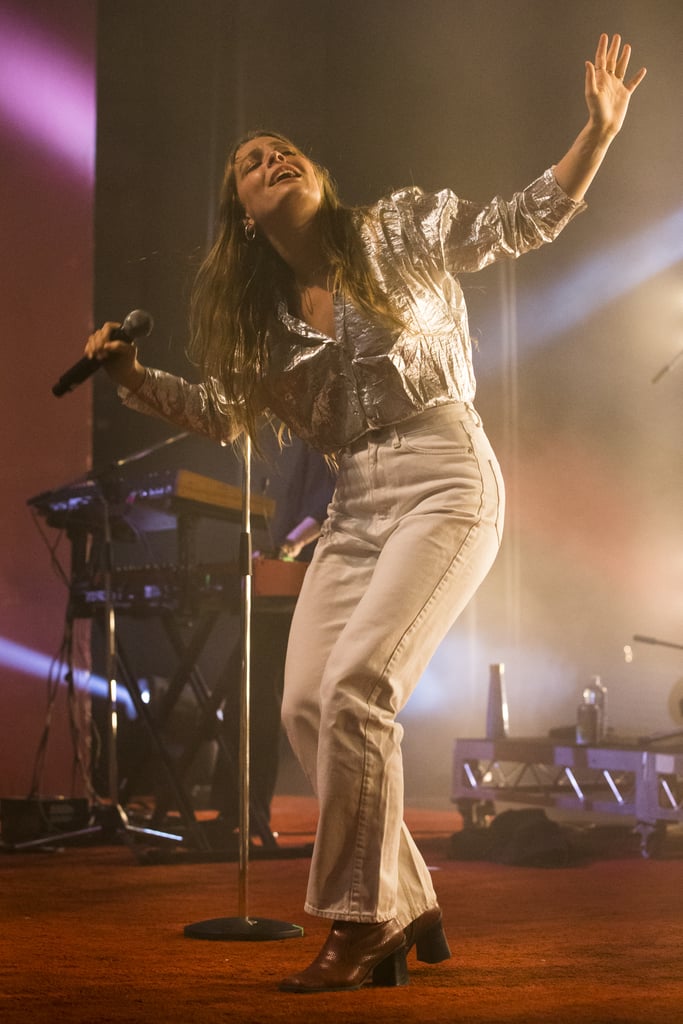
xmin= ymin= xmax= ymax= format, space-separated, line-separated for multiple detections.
xmin=1 ymin=796 xmax=682 ymax=1023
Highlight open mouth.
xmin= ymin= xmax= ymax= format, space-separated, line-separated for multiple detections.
xmin=270 ymin=168 xmax=300 ymax=186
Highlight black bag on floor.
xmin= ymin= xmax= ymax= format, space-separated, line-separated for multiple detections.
xmin=450 ymin=808 xmax=576 ymax=867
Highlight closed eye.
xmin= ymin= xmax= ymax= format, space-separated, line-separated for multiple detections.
xmin=238 ymin=144 xmax=300 ymax=176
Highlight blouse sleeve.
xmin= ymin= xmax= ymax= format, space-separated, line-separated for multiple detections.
xmin=118 ymin=367 xmax=243 ymax=444
xmin=403 ymin=168 xmax=586 ymax=274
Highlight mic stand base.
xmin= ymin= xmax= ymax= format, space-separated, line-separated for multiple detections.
xmin=184 ymin=916 xmax=303 ymax=941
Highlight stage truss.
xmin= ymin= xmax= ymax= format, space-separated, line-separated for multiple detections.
xmin=451 ymin=737 xmax=683 ymax=856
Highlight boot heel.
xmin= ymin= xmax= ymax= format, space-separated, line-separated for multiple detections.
xmin=415 ymin=923 xmax=451 ymax=964
xmin=371 ymin=946 xmax=409 ymax=987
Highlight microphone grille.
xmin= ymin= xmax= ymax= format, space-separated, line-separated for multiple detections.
xmin=121 ymin=309 xmax=154 ymax=339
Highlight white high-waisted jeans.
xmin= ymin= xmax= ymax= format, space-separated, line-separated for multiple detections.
xmin=280 ymin=402 xmax=504 ymax=926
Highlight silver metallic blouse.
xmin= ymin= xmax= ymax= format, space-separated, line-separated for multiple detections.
xmin=121 ymin=168 xmax=585 ymax=453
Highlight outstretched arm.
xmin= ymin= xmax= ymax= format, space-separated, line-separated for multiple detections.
xmin=84 ymin=322 xmax=242 ymax=443
xmin=553 ymin=32 xmax=647 ymax=201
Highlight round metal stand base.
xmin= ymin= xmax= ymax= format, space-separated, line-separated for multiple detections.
xmin=184 ymin=916 xmax=304 ymax=941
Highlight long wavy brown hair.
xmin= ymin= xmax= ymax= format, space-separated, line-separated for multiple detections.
xmin=188 ymin=130 xmax=402 ymax=445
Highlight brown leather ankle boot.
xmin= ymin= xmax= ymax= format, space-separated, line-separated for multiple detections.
xmin=279 ymin=919 xmax=409 ymax=993
xmin=403 ymin=906 xmax=451 ymax=963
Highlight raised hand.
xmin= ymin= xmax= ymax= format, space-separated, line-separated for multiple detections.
xmin=585 ymin=33 xmax=647 ymax=138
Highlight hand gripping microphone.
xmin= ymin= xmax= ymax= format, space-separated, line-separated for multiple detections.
xmin=52 ymin=309 xmax=154 ymax=397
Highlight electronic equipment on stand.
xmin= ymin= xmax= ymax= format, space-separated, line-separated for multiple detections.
xmin=24 ymin=440 xmax=284 ymax=854
xmin=22 ymin=438 xmax=202 ymax=852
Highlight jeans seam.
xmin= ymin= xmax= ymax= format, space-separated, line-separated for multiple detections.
xmin=347 ymin=520 xmax=481 ymax=915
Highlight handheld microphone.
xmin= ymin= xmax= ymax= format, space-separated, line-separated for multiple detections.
xmin=52 ymin=309 xmax=154 ymax=397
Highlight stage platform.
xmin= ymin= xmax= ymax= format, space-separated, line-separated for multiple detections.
xmin=452 ymin=734 xmax=683 ymax=856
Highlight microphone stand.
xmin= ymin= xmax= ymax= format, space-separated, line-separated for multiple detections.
xmin=632 ymin=634 xmax=683 ymax=744
xmin=651 ymin=346 xmax=683 ymax=384
xmin=632 ymin=634 xmax=683 ymax=652
xmin=184 ymin=435 xmax=303 ymax=941
xmin=106 ymin=430 xmax=191 ymax=472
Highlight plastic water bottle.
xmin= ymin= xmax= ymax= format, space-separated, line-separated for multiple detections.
xmin=576 ymin=692 xmax=598 ymax=745
xmin=576 ymin=676 xmax=607 ymax=744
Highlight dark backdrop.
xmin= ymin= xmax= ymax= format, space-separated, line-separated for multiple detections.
xmin=92 ymin=0 xmax=683 ymax=801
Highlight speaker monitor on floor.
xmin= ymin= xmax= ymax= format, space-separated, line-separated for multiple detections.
xmin=0 ymin=797 xmax=91 ymax=846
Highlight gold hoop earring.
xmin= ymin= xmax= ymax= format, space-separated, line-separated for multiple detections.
xmin=244 ymin=221 xmax=256 ymax=242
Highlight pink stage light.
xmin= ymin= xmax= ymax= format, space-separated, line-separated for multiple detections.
xmin=0 ymin=5 xmax=95 ymax=181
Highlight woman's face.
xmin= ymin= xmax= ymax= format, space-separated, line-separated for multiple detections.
xmin=233 ymin=134 xmax=322 ymax=232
